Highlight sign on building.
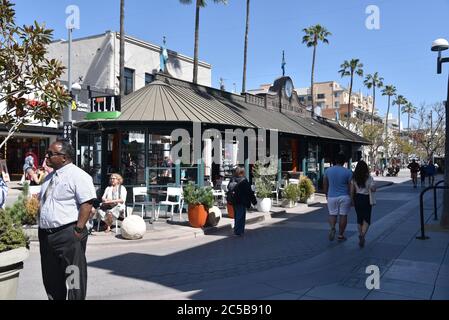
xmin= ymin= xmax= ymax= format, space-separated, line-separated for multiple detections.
xmin=90 ymin=96 xmax=121 ymax=113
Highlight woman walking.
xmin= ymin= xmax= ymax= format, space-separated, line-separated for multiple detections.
xmin=350 ymin=160 xmax=376 ymax=248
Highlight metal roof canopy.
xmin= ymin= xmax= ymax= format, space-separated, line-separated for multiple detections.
xmin=76 ymin=76 xmax=369 ymax=145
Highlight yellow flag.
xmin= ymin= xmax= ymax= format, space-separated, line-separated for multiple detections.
xmin=71 ymin=100 xmax=77 ymax=111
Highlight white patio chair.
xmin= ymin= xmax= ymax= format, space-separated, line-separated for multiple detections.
xmin=131 ymin=187 xmax=153 ymax=219
xmin=221 ymin=180 xmax=230 ymax=204
xmin=156 ymin=187 xmax=183 ymax=221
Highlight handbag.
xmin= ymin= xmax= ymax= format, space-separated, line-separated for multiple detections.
xmin=368 ymin=178 xmax=376 ymax=206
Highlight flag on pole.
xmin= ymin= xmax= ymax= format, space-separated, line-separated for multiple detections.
xmin=281 ymin=50 xmax=286 ymax=76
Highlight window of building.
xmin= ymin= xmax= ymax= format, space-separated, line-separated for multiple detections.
xmin=317 ymin=94 xmax=325 ymax=99
xmin=299 ymin=97 xmax=305 ymax=102
xmin=124 ymin=68 xmax=134 ymax=95
xmin=334 ymin=92 xmax=340 ymax=98
xmin=145 ymin=73 xmax=154 ymax=85
xmin=307 ymin=95 xmax=312 ymax=101
xmin=335 ymin=102 xmax=340 ymax=109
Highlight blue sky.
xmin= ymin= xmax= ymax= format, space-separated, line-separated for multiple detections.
xmin=14 ymin=0 xmax=449 ymax=126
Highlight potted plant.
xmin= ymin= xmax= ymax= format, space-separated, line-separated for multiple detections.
xmin=183 ymin=183 xmax=214 ymax=228
xmin=0 ymin=208 xmax=30 ymax=300
xmin=252 ymin=160 xmax=277 ymax=213
xmin=298 ymin=176 xmax=316 ymax=204
xmin=282 ymin=183 xmax=299 ymax=208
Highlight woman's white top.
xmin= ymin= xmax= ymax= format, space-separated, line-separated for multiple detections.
xmin=102 ymin=185 xmax=127 ymax=207
xmin=353 ymin=176 xmax=375 ymax=195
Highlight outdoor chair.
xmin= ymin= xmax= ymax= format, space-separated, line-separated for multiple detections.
xmin=131 ymin=187 xmax=153 ymax=219
xmin=156 ymin=187 xmax=183 ymax=221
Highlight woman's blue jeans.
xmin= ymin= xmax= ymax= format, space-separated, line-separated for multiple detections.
xmin=233 ymin=204 xmax=246 ymax=235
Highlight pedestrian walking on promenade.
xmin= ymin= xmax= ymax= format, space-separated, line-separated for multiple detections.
xmin=350 ymin=160 xmax=376 ymax=248
xmin=323 ymin=153 xmax=353 ymax=242
xmin=426 ymin=160 xmax=436 ymax=186
xmin=38 ymin=140 xmax=97 ymax=300
xmin=227 ymin=167 xmax=257 ymax=237
xmin=407 ymin=159 xmax=420 ymax=188
xmin=419 ymin=162 xmax=427 ymax=188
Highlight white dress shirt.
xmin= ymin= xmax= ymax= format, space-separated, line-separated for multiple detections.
xmin=39 ymin=163 xmax=97 ymax=229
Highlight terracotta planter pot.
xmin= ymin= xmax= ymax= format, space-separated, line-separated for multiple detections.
xmin=188 ymin=204 xmax=208 ymax=228
xmin=226 ymin=203 xmax=235 ymax=219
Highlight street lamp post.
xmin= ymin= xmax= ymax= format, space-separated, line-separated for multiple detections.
xmin=431 ymin=38 xmax=449 ymax=228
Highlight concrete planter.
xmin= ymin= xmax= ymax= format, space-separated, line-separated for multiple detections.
xmin=257 ymin=198 xmax=272 ymax=213
xmin=0 ymin=247 xmax=29 ymax=300
xmin=282 ymin=200 xmax=297 ymax=208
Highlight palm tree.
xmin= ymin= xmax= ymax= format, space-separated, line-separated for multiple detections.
xmin=382 ymin=85 xmax=397 ymax=135
xmin=119 ymin=0 xmax=125 ymax=96
xmin=364 ymin=72 xmax=384 ymax=124
xmin=241 ymin=0 xmax=250 ymax=93
xmin=302 ymin=24 xmax=331 ymax=117
xmin=393 ymin=95 xmax=408 ymax=135
xmin=180 ymin=0 xmax=228 ymax=84
xmin=338 ymin=59 xmax=364 ymax=128
xmin=402 ymin=101 xmax=416 ymax=133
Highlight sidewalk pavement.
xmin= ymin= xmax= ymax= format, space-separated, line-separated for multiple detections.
xmin=7 ymin=179 xmax=396 ymax=245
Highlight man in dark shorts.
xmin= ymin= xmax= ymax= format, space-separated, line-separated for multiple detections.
xmin=407 ymin=159 xmax=420 ymax=188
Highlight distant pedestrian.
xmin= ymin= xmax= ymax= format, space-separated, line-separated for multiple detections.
xmin=227 ymin=167 xmax=257 ymax=237
xmin=38 ymin=140 xmax=97 ymax=300
xmin=407 ymin=159 xmax=420 ymax=188
xmin=419 ymin=162 xmax=427 ymax=188
xmin=323 ymin=153 xmax=353 ymax=242
xmin=22 ymin=149 xmax=37 ymax=184
xmin=0 ymin=169 xmax=8 ymax=209
xmin=350 ymin=160 xmax=376 ymax=248
xmin=426 ymin=160 xmax=436 ymax=186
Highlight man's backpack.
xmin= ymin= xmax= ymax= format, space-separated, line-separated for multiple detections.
xmin=226 ymin=179 xmax=240 ymax=205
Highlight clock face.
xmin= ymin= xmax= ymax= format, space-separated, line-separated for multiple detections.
xmin=285 ymin=80 xmax=293 ymax=98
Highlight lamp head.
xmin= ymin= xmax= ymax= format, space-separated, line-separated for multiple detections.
xmin=71 ymin=82 xmax=82 ymax=91
xmin=431 ymin=38 xmax=449 ymax=52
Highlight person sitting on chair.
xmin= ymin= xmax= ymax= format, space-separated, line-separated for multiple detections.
xmin=95 ymin=173 xmax=127 ymax=233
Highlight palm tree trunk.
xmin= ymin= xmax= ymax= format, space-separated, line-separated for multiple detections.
xmin=241 ymin=0 xmax=250 ymax=94
xmin=347 ymin=72 xmax=353 ymax=128
xmin=119 ymin=0 xmax=125 ymax=96
xmin=398 ymin=104 xmax=401 ymax=135
xmin=370 ymin=86 xmax=375 ymax=125
xmin=408 ymin=113 xmax=411 ymax=132
xmin=310 ymin=44 xmax=317 ymax=117
xmin=385 ymin=96 xmax=390 ymax=136
xmin=193 ymin=0 xmax=201 ymax=84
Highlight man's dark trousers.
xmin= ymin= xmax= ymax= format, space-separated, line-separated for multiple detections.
xmin=233 ymin=204 xmax=247 ymax=236
xmin=38 ymin=224 xmax=88 ymax=300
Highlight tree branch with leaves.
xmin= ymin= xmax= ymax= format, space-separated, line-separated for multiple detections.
xmin=0 ymin=0 xmax=70 ymax=150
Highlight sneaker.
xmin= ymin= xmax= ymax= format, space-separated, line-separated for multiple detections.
xmin=329 ymin=228 xmax=336 ymax=241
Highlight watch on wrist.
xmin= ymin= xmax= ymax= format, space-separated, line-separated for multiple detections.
xmin=74 ymin=226 xmax=84 ymax=233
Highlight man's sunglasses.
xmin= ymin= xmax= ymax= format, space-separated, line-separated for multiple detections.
xmin=45 ymin=151 xmax=66 ymax=158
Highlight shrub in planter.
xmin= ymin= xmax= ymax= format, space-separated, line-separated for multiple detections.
xmin=183 ymin=183 xmax=214 ymax=228
xmin=298 ymin=176 xmax=315 ymax=203
xmin=0 ymin=211 xmax=29 ymax=253
xmin=252 ymin=159 xmax=277 ymax=213
xmin=0 ymin=209 xmax=30 ymax=300
xmin=282 ymin=183 xmax=299 ymax=208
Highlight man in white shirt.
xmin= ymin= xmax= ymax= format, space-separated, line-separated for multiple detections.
xmin=39 ymin=140 xmax=96 ymax=300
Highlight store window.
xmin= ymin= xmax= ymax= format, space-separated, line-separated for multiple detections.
xmin=124 ymin=68 xmax=134 ymax=95
xmin=121 ymin=131 xmax=145 ymax=185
